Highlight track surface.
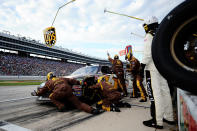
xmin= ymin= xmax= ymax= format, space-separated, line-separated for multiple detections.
xmin=0 ymin=85 xmax=95 ymax=131
xmin=0 ymin=85 xmax=176 ymax=131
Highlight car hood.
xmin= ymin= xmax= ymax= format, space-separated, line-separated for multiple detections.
xmin=63 ymin=73 xmax=95 ymax=79
xmin=63 ymin=74 xmax=81 ymax=79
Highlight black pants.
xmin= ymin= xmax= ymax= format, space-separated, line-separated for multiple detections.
xmin=145 ymin=70 xmax=156 ymax=121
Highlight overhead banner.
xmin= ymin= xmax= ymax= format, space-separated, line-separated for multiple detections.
xmin=43 ymin=27 xmax=56 ymax=47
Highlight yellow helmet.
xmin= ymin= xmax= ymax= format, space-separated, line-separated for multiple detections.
xmin=114 ymin=54 xmax=119 ymax=59
xmin=46 ymin=72 xmax=56 ymax=81
xmin=97 ymin=75 xmax=110 ymax=83
xmin=97 ymin=76 xmax=104 ymax=83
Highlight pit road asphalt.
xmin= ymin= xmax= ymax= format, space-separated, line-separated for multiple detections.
xmin=0 ymin=85 xmax=176 ymax=131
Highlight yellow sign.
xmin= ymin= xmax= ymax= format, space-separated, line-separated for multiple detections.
xmin=43 ymin=27 xmax=56 ymax=47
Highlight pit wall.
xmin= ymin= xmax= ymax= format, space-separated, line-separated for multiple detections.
xmin=0 ymin=76 xmax=46 ymax=80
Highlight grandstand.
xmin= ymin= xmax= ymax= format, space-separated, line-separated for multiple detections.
xmin=0 ymin=31 xmax=110 ymax=77
xmin=0 ymin=53 xmax=84 ymax=76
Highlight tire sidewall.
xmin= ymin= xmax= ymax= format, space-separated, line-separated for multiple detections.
xmin=152 ymin=0 xmax=197 ymax=92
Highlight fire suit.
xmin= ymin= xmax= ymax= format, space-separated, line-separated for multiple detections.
xmin=36 ymin=78 xmax=94 ymax=113
xmin=90 ymin=80 xmax=121 ymax=111
xmin=99 ymin=74 xmax=125 ymax=93
xmin=108 ymin=57 xmax=127 ymax=96
xmin=128 ymin=56 xmax=147 ymax=100
xmin=142 ymin=32 xmax=174 ymax=126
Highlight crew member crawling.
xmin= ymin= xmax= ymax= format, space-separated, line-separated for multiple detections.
xmin=31 ymin=72 xmax=102 ymax=115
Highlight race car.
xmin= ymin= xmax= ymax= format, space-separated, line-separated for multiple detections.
xmin=35 ymin=65 xmax=111 ymax=104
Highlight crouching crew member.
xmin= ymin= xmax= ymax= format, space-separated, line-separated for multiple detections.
xmin=89 ymin=77 xmax=122 ymax=112
xmin=107 ymin=53 xmax=128 ymax=96
xmin=31 ymin=72 xmax=101 ymax=115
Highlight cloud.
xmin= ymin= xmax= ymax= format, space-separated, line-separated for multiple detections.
xmin=0 ymin=0 xmax=185 ymax=61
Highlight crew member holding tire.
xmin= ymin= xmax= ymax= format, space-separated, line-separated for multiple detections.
xmin=141 ymin=16 xmax=174 ymax=129
xmin=31 ymin=72 xmax=102 ymax=115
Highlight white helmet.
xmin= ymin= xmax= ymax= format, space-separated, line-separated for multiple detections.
xmin=144 ymin=16 xmax=158 ymax=25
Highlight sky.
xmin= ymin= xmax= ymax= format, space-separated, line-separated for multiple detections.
xmin=0 ymin=0 xmax=184 ymax=61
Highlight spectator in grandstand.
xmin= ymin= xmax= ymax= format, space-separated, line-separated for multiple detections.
xmin=0 ymin=53 xmax=84 ymax=76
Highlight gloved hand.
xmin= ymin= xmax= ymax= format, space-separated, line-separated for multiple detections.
xmin=107 ymin=52 xmax=110 ymax=57
xmin=110 ymin=106 xmax=121 ymax=112
xmin=91 ymin=108 xmax=104 ymax=115
xmin=110 ymin=104 xmax=121 ymax=112
xmin=31 ymin=90 xmax=37 ymax=96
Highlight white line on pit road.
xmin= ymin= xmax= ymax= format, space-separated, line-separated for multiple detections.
xmin=0 ymin=121 xmax=31 ymax=131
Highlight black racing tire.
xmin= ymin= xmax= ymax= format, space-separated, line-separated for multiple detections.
xmin=152 ymin=0 xmax=197 ymax=93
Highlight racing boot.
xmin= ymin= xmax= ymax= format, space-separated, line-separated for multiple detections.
xmin=122 ymin=102 xmax=131 ymax=108
xmin=116 ymin=101 xmax=131 ymax=108
xmin=91 ymin=108 xmax=104 ymax=115
xmin=139 ymin=98 xmax=147 ymax=102
xmin=143 ymin=119 xmax=163 ymax=129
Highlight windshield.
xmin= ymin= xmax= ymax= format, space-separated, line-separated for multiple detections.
xmin=71 ymin=66 xmax=99 ymax=76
